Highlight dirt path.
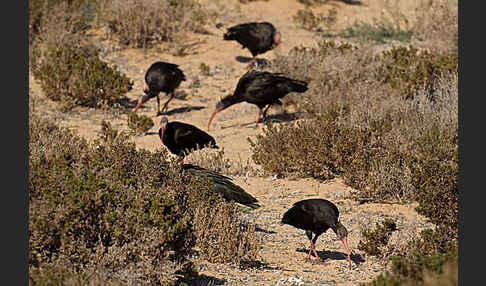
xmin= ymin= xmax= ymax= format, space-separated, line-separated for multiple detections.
xmin=29 ymin=1 xmax=435 ymax=285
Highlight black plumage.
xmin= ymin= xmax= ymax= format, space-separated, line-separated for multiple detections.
xmin=182 ymin=164 xmax=260 ymax=209
xmin=223 ymin=22 xmax=281 ymax=65
xmin=208 ymin=70 xmax=308 ymax=130
xmin=159 ymin=117 xmax=218 ymax=158
xmin=281 ymin=199 xmax=352 ymax=268
xmin=132 ymin=61 xmax=186 ymax=116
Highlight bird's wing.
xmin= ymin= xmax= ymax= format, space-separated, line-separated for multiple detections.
xmin=174 ymin=125 xmax=215 ymax=151
xmin=183 ymin=164 xmax=260 ymax=208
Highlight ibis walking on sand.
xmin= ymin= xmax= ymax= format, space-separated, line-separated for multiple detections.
xmin=223 ymin=22 xmax=281 ymax=67
xmin=207 ymin=70 xmax=308 ymax=130
xmin=132 ymin=61 xmax=186 ymax=116
xmin=281 ymin=198 xmax=352 ymax=269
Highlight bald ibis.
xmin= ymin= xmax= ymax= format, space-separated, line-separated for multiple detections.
xmin=224 ymin=22 xmax=281 ymax=66
xmin=182 ymin=164 xmax=260 ymax=209
xmin=281 ymin=198 xmax=352 ymax=269
xmin=208 ymin=70 xmax=308 ymax=130
xmin=132 ymin=61 xmax=186 ymax=116
xmin=159 ymin=117 xmax=218 ymax=159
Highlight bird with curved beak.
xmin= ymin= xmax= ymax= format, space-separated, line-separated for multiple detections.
xmin=207 ymin=70 xmax=308 ymax=131
xmin=132 ymin=89 xmax=154 ymax=113
xmin=281 ymin=198 xmax=353 ymax=269
xmin=333 ymin=221 xmax=352 ymax=269
xmin=132 ymin=61 xmax=186 ymax=116
xmin=159 ymin=117 xmax=218 ymax=163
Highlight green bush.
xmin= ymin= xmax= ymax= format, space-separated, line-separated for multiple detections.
xmin=378 ymin=46 xmax=458 ymax=100
xmin=409 ymin=128 xmax=458 ymax=233
xmin=31 ymin=43 xmax=133 ymax=109
xmin=29 ymin=113 xmax=262 ymax=284
xmin=29 ymin=116 xmax=196 ymax=284
xmin=339 ymin=19 xmax=413 ymax=44
xmin=127 ymin=112 xmax=155 ymax=135
xmin=249 ymin=110 xmax=416 ymax=202
xmin=358 ymin=219 xmax=397 ymax=257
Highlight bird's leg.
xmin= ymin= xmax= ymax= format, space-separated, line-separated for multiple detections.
xmin=312 ymin=247 xmax=322 ymax=263
xmin=255 ymin=109 xmax=264 ymax=127
xmin=159 ymin=93 xmax=175 ymax=116
xmin=156 ymin=95 xmax=161 ymax=116
xmin=311 ymin=233 xmax=323 ymax=263
xmin=262 ymin=104 xmax=272 ymax=121
xmin=306 ymin=240 xmax=314 ymax=261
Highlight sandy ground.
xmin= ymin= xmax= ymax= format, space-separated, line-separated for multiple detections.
xmin=29 ymin=1 xmax=437 ymax=285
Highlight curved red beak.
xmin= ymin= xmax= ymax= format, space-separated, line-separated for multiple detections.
xmin=159 ymin=123 xmax=167 ymax=143
xmin=207 ymin=106 xmax=225 ymax=131
xmin=132 ymin=94 xmax=150 ymax=113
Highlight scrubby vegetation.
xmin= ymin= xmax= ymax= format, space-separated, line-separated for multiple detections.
xmin=250 ymin=1 xmax=458 ymax=284
xmin=338 ymin=19 xmax=413 ymax=43
xmin=358 ymin=219 xmax=397 ymax=257
xmin=28 ymin=0 xmax=458 ymax=284
xmin=100 ymin=0 xmax=208 ymax=49
xmin=31 ymin=42 xmax=133 ymax=110
xmin=127 ymin=112 xmax=155 ymax=135
xmin=29 ymin=111 xmax=261 ymax=285
xmin=293 ymin=7 xmax=337 ymax=32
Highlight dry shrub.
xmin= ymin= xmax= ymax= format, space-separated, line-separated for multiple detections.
xmin=30 ymin=112 xmax=262 ymax=284
xmin=412 ymin=0 xmax=458 ymax=53
xmin=358 ymin=219 xmax=397 ymax=257
xmin=377 ymin=46 xmax=458 ymax=100
xmin=100 ymin=0 xmax=208 ymax=49
xmin=192 ymin=198 xmax=261 ymax=264
xmin=249 ymin=71 xmax=458 ymax=203
xmin=127 ymin=112 xmax=155 ymax=135
xmin=31 ymin=42 xmax=133 ymax=110
xmin=29 ymin=115 xmax=197 ymax=284
xmin=293 ymin=8 xmax=337 ymax=32
xmin=269 ymin=40 xmax=457 ymax=117
xmin=267 ymin=40 xmax=378 ymax=116
xmin=29 ymin=0 xmax=96 ymax=44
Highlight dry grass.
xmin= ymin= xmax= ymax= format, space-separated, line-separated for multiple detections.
xmin=411 ymin=0 xmax=458 ymax=53
xmin=99 ymin=0 xmax=208 ymax=49
xmin=192 ymin=199 xmax=262 ymax=264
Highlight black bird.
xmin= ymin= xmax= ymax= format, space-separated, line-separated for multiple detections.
xmin=223 ymin=22 xmax=281 ymax=66
xmin=182 ymin=164 xmax=260 ymax=209
xmin=208 ymin=70 xmax=308 ymax=130
xmin=159 ymin=117 xmax=218 ymax=160
xmin=281 ymin=199 xmax=352 ymax=269
xmin=132 ymin=61 xmax=186 ymax=116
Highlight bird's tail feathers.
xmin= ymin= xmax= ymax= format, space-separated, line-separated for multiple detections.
xmin=289 ymin=80 xmax=309 ymax=93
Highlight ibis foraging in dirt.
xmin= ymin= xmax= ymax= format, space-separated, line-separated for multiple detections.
xmin=132 ymin=61 xmax=186 ymax=116
xmin=159 ymin=117 xmax=218 ymax=160
xmin=207 ymin=70 xmax=308 ymax=130
xmin=281 ymin=198 xmax=352 ymax=269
